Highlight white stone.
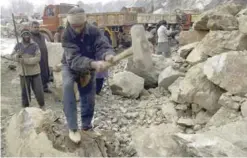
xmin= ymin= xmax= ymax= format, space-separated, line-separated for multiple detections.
xmin=110 ymin=71 xmax=144 ymax=98
xmin=204 ymin=51 xmax=247 ymax=95
xmin=158 ymin=66 xmax=185 ymax=89
xmin=178 ymin=42 xmax=199 ymax=59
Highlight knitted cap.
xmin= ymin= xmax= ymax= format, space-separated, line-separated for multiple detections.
xmin=20 ymin=29 xmax=31 ymax=37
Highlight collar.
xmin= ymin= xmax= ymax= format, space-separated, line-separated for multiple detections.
xmin=21 ymin=39 xmax=36 ymax=45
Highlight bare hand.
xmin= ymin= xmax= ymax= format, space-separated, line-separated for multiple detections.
xmin=104 ymin=54 xmax=114 ymax=63
xmin=90 ymin=61 xmax=109 ymax=72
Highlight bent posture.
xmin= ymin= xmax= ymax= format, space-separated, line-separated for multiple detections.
xmin=11 ymin=29 xmax=45 ymax=109
xmin=62 ymin=7 xmax=115 ymax=143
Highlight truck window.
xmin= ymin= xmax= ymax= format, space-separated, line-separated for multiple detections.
xmin=45 ymin=6 xmax=55 ymax=17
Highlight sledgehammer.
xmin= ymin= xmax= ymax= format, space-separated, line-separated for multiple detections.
xmin=105 ymin=25 xmax=153 ymax=71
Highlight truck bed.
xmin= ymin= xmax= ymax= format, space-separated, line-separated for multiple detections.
xmin=137 ymin=13 xmax=177 ymax=24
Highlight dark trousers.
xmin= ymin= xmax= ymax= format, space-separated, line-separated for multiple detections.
xmin=20 ymin=74 xmax=45 ymax=107
xmin=96 ymin=78 xmax=104 ymax=95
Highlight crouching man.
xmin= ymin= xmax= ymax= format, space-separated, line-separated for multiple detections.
xmin=11 ymin=29 xmax=45 ymax=109
xmin=62 ymin=7 xmax=115 ymax=143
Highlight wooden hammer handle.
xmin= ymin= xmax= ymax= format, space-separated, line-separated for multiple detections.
xmin=105 ymin=48 xmax=133 ymax=69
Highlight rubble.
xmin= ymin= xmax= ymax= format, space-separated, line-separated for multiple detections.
xmin=169 ymin=63 xmax=223 ymax=113
xmin=203 ymin=51 xmax=247 ymax=95
xmin=177 ymin=118 xmax=194 ymax=127
xmin=174 ymin=119 xmax=247 ymax=157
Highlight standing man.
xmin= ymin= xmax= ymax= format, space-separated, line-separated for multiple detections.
xmin=62 ymin=7 xmax=115 ymax=143
xmin=30 ymin=21 xmax=51 ymax=93
xmin=54 ymin=26 xmax=65 ymax=43
xmin=10 ymin=29 xmax=45 ymax=109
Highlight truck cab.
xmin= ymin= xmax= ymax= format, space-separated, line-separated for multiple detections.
xmin=40 ymin=3 xmax=76 ymax=41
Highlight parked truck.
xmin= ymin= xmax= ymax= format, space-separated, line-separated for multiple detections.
xmin=40 ymin=3 xmax=200 ymax=47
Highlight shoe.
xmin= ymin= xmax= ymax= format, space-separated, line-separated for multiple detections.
xmin=69 ymin=130 xmax=81 ymax=143
xmin=82 ymin=128 xmax=102 ymax=138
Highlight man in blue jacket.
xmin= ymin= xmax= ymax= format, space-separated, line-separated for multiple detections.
xmin=62 ymin=7 xmax=115 ymax=143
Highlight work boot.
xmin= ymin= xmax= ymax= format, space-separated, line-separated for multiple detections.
xmin=82 ymin=128 xmax=102 ymax=138
xmin=69 ymin=129 xmax=81 ymax=143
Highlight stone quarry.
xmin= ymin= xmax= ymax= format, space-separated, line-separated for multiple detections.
xmin=2 ymin=3 xmax=247 ymax=157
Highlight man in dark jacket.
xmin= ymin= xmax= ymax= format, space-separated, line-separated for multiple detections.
xmin=31 ymin=21 xmax=51 ymax=93
xmin=62 ymin=7 xmax=115 ymax=143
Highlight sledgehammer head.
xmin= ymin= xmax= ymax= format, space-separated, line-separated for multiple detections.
xmin=130 ymin=25 xmax=153 ymax=71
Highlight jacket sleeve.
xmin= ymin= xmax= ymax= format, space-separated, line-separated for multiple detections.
xmin=94 ymin=28 xmax=115 ymax=61
xmin=62 ymin=35 xmax=94 ymax=72
xmin=23 ymin=45 xmax=41 ymax=65
xmin=9 ymin=43 xmax=20 ymax=62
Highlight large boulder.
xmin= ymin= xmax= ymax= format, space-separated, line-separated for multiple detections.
xmin=237 ymin=8 xmax=247 ymax=34
xmin=158 ymin=66 xmax=185 ymax=89
xmin=178 ymin=42 xmax=199 ymax=59
xmin=5 ymin=107 xmax=107 ymax=157
xmin=125 ymin=54 xmax=173 ymax=88
xmin=193 ymin=3 xmax=243 ymax=31
xmin=131 ymin=124 xmax=186 ymax=157
xmin=206 ymin=106 xmax=241 ymax=128
xmin=46 ymin=42 xmax=63 ymax=69
xmin=110 ymin=71 xmax=144 ymax=98
xmin=168 ymin=63 xmax=223 ymax=113
xmin=203 ymin=51 xmax=247 ymax=95
xmin=241 ymin=101 xmax=247 ymax=117
xmin=178 ymin=30 xmax=208 ymax=46
xmin=187 ymin=31 xmax=247 ymax=64
xmin=174 ymin=119 xmax=247 ymax=157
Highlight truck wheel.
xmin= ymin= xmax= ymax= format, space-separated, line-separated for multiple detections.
xmin=41 ymin=32 xmax=52 ymax=42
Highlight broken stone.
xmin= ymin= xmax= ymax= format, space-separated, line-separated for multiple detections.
xmin=191 ymin=104 xmax=202 ymax=113
xmin=125 ymin=54 xmax=173 ymax=88
xmin=161 ymin=101 xmax=178 ymax=123
xmin=158 ymin=66 xmax=185 ymax=89
xmin=6 ymin=107 xmax=107 ymax=157
xmin=169 ymin=63 xmax=223 ymax=113
xmin=241 ymin=101 xmax=247 ymax=117
xmin=178 ymin=42 xmax=199 ymax=59
xmin=206 ymin=106 xmax=241 ymax=128
xmin=203 ymin=51 xmax=247 ymax=95
xmin=238 ymin=14 xmax=247 ymax=34
xmin=193 ymin=3 xmax=243 ymax=31
xmin=185 ymin=128 xmax=194 ymax=134
xmin=207 ymin=14 xmax=239 ymax=31
xmin=187 ymin=31 xmax=247 ymax=64
xmin=179 ymin=30 xmax=208 ymax=46
xmin=174 ymin=118 xmax=247 ymax=157
xmin=131 ymin=124 xmax=186 ymax=157
xmin=177 ymin=118 xmax=194 ymax=127
xmin=110 ymin=71 xmax=144 ymax=99
xmin=193 ymin=124 xmax=202 ymax=131
xmin=218 ymin=93 xmax=241 ymax=110
xmin=168 ymin=77 xmax=184 ymax=103
xmin=175 ymin=104 xmax=188 ymax=111
xmin=195 ymin=110 xmax=212 ymax=125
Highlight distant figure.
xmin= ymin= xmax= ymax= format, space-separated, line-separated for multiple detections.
xmin=54 ymin=26 xmax=65 ymax=43
xmin=157 ymin=20 xmax=172 ymax=57
xmin=31 ymin=21 xmax=51 ymax=93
